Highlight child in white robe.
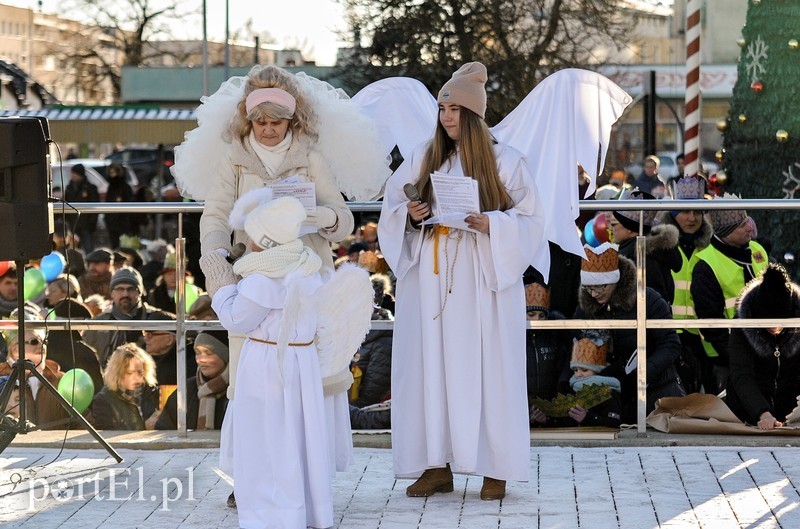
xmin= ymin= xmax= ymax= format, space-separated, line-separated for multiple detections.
xmin=201 ymin=189 xmax=339 ymax=529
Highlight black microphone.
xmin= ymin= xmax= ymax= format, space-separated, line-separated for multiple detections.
xmin=226 ymin=242 xmax=247 ymax=264
xmin=403 ymin=183 xmax=430 ymax=223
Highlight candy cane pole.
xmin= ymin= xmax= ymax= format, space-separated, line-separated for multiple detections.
xmin=684 ymin=0 xmax=702 ymax=178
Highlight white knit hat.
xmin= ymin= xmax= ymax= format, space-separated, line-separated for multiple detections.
xmin=229 ymin=187 xmax=307 ymax=250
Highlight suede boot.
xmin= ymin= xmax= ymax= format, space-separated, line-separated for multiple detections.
xmin=406 ymin=464 xmax=454 ymax=497
xmin=480 ymin=477 xmax=506 ymax=500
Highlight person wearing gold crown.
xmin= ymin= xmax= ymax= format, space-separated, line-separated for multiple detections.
xmin=530 ymin=329 xmax=622 ymax=428
xmin=690 ymin=194 xmax=769 ymax=395
xmin=574 ymin=242 xmax=684 ymax=422
xmin=379 ymin=62 xmax=547 ymax=501
xmin=656 ymin=176 xmax=713 ymax=394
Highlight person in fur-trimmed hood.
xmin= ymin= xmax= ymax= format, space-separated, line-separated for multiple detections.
xmin=610 ymin=189 xmax=681 ymax=304
xmin=725 ymin=263 xmax=800 ymax=430
xmin=573 ymin=242 xmax=684 ymax=423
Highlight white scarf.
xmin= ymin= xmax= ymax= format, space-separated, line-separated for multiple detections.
xmin=248 ymin=129 xmax=292 ymax=175
xmin=233 ymin=240 xmax=322 ymax=279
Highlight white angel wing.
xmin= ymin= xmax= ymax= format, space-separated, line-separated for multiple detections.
xmin=351 ymin=77 xmax=438 ymax=173
xmin=314 ymin=264 xmax=374 ymax=379
xmin=171 ymin=76 xmax=246 ymax=201
xmin=490 ymin=69 xmax=633 ymax=259
xmin=294 ymin=73 xmax=392 ymax=201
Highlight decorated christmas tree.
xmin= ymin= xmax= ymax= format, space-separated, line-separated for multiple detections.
xmin=722 ymin=0 xmax=800 ymax=255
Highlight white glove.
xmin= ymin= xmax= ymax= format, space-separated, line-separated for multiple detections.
xmin=785 ymin=395 xmax=800 ymax=424
xmin=199 ymin=252 xmax=238 ymax=297
xmin=307 ymin=206 xmax=338 ymax=230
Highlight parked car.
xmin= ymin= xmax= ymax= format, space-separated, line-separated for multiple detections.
xmin=51 ymin=159 xmax=139 ymax=201
xmin=106 ymin=147 xmax=174 ymax=187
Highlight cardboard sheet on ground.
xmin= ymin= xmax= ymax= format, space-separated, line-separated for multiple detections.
xmin=647 ymin=393 xmax=800 ymax=435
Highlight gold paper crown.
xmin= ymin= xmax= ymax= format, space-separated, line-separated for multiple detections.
xmin=582 ymin=243 xmax=619 ymax=274
xmin=525 ymin=282 xmax=551 ymax=310
xmin=571 ymin=338 xmax=609 ymax=369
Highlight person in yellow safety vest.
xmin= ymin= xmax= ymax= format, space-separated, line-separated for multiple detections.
xmin=657 ymin=176 xmax=712 ymax=394
xmin=690 ymin=193 xmax=768 ymax=396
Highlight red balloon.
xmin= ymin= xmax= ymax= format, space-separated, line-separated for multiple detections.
xmin=592 ymin=213 xmax=610 ymax=244
xmin=0 ymin=261 xmax=9 ymax=276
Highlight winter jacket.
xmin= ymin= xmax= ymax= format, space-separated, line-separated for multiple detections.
xmin=64 ymin=178 xmax=100 ymax=231
xmin=573 ymin=255 xmax=684 ymax=422
xmin=89 ymin=385 xmax=158 ymax=430
xmin=725 ymin=277 xmax=800 ymax=424
xmin=155 ymin=375 xmax=228 ymax=430
xmin=352 ymin=329 xmax=393 ymax=408
xmin=199 ymin=133 xmax=353 ymax=268
xmin=526 ymin=310 xmax=570 ymax=401
xmin=617 ymin=223 xmax=681 ymax=304
xmin=45 ymin=330 xmax=104 ymax=394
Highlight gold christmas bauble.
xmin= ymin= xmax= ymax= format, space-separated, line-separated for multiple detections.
xmin=752 ymin=0 xmax=761 ymax=5
xmin=715 ymin=149 xmax=724 ymax=162
xmin=736 ymin=35 xmax=746 ymax=48
xmin=716 ymin=120 xmax=728 ymax=132
xmin=738 ymin=114 xmax=747 ymax=123
xmin=790 ymin=39 xmax=799 ymax=50
xmin=776 ymin=130 xmax=790 ymax=143
xmin=716 ymin=170 xmax=728 ymax=186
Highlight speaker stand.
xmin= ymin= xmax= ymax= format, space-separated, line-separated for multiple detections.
xmin=0 ymin=260 xmax=122 ymax=462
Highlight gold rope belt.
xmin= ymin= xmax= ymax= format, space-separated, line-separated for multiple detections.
xmin=433 ymin=224 xmax=450 ymax=275
xmin=247 ymin=337 xmax=314 ymax=347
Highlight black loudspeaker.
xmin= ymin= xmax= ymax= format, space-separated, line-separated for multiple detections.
xmin=0 ymin=117 xmax=53 ymax=261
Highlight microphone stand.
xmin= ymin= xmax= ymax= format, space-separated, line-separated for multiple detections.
xmin=0 ymin=259 xmax=122 ymax=462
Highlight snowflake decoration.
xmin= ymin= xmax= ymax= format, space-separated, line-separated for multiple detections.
xmin=745 ymin=36 xmax=769 ymax=83
xmin=781 ymin=162 xmax=800 ymax=199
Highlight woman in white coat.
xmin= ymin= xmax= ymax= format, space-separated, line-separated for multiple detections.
xmin=378 ymin=62 xmax=546 ymax=501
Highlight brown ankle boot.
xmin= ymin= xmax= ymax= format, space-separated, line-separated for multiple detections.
xmin=406 ymin=464 xmax=454 ymax=497
xmin=480 ymin=477 xmax=506 ymax=500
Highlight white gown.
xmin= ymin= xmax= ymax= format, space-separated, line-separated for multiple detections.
xmin=379 ymin=142 xmax=546 ymax=482
xmin=213 ymin=273 xmax=333 ymax=529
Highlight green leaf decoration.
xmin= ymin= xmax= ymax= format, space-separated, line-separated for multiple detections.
xmin=530 ymin=384 xmax=613 ymax=417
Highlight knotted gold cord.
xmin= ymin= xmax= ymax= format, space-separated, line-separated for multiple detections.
xmin=433 ymin=225 xmax=463 ymax=320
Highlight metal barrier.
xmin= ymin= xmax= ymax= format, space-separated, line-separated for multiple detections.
xmin=5 ymin=198 xmax=798 ymax=436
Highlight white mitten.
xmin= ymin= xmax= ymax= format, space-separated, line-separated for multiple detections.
xmin=307 ymin=206 xmax=337 ymax=230
xmin=785 ymin=395 xmax=800 ymax=424
xmin=199 ymin=251 xmax=238 ymax=297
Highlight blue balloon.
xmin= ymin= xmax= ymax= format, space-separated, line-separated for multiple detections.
xmin=40 ymin=251 xmax=66 ymax=282
xmin=583 ymin=218 xmax=600 ymax=247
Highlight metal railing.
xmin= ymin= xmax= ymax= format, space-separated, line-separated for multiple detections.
xmin=4 ymin=197 xmax=798 ymax=436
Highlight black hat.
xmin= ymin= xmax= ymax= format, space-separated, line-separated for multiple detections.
xmin=70 ymin=163 xmax=86 ymax=178
xmin=750 ymin=264 xmax=793 ymax=319
xmin=85 ymin=248 xmax=113 ymax=263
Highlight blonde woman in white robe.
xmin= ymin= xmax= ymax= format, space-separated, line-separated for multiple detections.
xmin=379 ymin=62 xmax=546 ymax=501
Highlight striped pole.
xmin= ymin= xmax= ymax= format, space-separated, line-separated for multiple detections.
xmin=684 ymin=0 xmax=702 ymax=178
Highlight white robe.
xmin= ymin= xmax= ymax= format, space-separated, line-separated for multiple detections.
xmin=378 ymin=143 xmax=546 ymax=482
xmin=213 ymin=274 xmax=333 ymax=529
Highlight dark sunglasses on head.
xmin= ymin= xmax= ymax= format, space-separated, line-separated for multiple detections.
xmin=23 ymin=338 xmax=42 ymax=346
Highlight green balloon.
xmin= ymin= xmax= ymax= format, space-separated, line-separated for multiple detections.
xmin=177 ymin=283 xmax=200 ymax=312
xmin=57 ymin=368 xmax=95 ymax=413
xmin=23 ymin=268 xmax=46 ymax=300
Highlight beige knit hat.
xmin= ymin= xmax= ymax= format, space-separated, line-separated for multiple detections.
xmin=581 ymin=242 xmax=620 ymax=286
xmin=437 ymin=62 xmax=488 ymax=118
xmin=709 ymin=193 xmax=747 ymax=238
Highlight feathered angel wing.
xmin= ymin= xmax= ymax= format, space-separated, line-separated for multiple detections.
xmin=314 ymin=264 xmax=374 ymax=379
xmin=490 ymin=69 xmax=633 ymax=259
xmin=351 ymin=77 xmax=438 ymax=175
xmin=294 ymin=73 xmax=392 ymax=201
xmin=171 ymin=76 xmax=246 ymax=201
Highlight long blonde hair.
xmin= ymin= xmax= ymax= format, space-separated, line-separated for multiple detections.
xmin=415 ymin=108 xmax=512 ymax=213
xmin=227 ymin=65 xmax=317 ymax=143
xmin=103 ymin=343 xmax=157 ymax=392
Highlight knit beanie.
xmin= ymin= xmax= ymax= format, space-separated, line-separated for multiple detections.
xmin=581 ymin=242 xmax=620 ymax=286
xmin=709 ymin=193 xmax=748 ymax=239
xmin=437 ymin=62 xmax=488 ymax=119
xmin=570 ymin=330 xmax=611 ymax=372
xmin=228 ymin=187 xmax=307 ymax=250
xmin=750 ymin=263 xmax=793 ymax=319
xmin=110 ymin=267 xmax=144 ymax=292
xmin=613 ymin=189 xmax=657 ymax=235
xmin=194 ymin=330 xmax=230 ymax=364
